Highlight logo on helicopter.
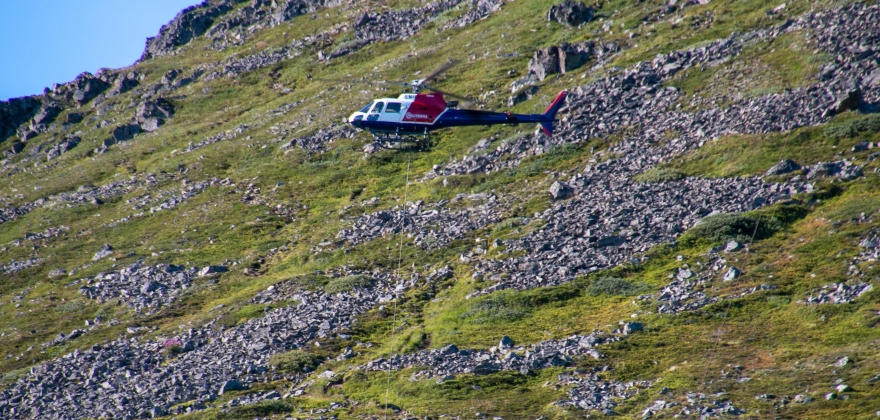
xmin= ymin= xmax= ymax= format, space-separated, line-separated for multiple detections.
xmin=405 ymin=112 xmax=430 ymax=119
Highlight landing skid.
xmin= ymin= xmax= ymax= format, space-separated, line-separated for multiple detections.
xmin=370 ymin=130 xmax=433 ymax=151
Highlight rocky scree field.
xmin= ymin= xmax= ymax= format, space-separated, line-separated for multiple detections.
xmin=1 ymin=0 xmax=880 ymax=418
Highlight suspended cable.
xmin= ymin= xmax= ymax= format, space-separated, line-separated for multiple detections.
xmin=385 ymin=152 xmax=411 ymax=420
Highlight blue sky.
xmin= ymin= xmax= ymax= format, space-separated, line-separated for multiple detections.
xmin=0 ymin=0 xmax=202 ymax=101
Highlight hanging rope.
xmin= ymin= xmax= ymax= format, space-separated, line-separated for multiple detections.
xmin=385 ymin=152 xmax=411 ymax=420
xmin=702 ymin=214 xmax=762 ymax=382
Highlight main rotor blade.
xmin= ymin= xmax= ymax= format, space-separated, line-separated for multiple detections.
xmin=374 ymin=80 xmax=412 ymax=87
xmin=320 ymin=77 xmax=410 ymax=87
xmin=421 ymin=84 xmax=478 ymax=107
xmin=420 ymin=59 xmax=459 ymax=85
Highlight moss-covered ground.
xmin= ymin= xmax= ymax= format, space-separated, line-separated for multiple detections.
xmin=2 ymin=0 xmax=880 ymax=418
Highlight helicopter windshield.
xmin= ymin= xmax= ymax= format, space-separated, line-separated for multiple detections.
xmin=358 ymin=102 xmax=374 ymax=113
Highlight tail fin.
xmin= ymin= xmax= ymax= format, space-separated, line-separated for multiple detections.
xmin=539 ymin=90 xmax=568 ymax=135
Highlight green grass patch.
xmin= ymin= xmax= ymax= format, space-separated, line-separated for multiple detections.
xmin=268 ymin=349 xmax=324 ymax=373
xmin=680 ymin=203 xmax=809 ymax=246
xmin=665 ymin=113 xmax=880 ymax=178
xmin=324 ymin=274 xmax=374 ymax=294
xmin=584 ymin=276 xmax=651 ymax=296
xmin=824 ymin=112 xmax=880 ymax=139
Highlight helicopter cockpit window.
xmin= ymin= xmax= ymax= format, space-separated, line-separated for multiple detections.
xmin=358 ymin=102 xmax=374 ymax=113
xmin=385 ymin=102 xmax=402 ymax=113
xmin=370 ymin=102 xmax=385 ymax=114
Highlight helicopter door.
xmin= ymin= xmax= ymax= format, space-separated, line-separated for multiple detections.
xmin=380 ymin=102 xmax=403 ymax=123
xmin=367 ymin=102 xmax=384 ymax=121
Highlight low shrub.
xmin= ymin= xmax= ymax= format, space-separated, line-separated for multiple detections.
xmin=54 ymin=301 xmax=84 ymax=313
xmin=268 ymin=350 xmax=323 ymax=373
xmin=324 ymin=274 xmax=373 ymax=294
xmin=824 ymin=113 xmax=880 ymax=139
xmin=492 ymin=217 xmax=528 ymax=235
xmin=682 ymin=212 xmax=785 ymax=244
xmin=585 ymin=277 xmax=650 ymax=296
xmin=219 ymin=400 xmax=292 ymax=419
xmin=460 ymin=292 xmax=529 ymax=324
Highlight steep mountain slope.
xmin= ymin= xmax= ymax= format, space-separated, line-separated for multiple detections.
xmin=1 ymin=0 xmax=880 ymax=418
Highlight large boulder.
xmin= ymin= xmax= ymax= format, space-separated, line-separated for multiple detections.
xmin=765 ymin=158 xmax=801 ymax=176
xmin=549 ymin=180 xmax=573 ymax=200
xmin=834 ymin=89 xmax=863 ymax=114
xmin=92 ymin=244 xmax=114 ymax=261
xmin=198 ymin=265 xmax=229 ymax=276
xmin=136 ymin=98 xmax=174 ymax=131
xmin=106 ymin=71 xmax=140 ymax=97
xmin=529 ymin=46 xmax=561 ymax=81
xmin=528 ymin=43 xmax=591 ymax=81
xmin=547 ymin=1 xmax=594 ymax=26
xmin=8 ymin=141 xmax=25 ymax=155
xmin=65 ymin=112 xmax=84 ymax=124
xmin=272 ymin=0 xmax=311 ymax=25
xmin=32 ymin=102 xmax=63 ymax=127
xmin=112 ymin=123 xmax=141 ymax=142
xmin=218 ymin=379 xmax=248 ymax=395
xmin=46 ymin=136 xmax=80 ymax=161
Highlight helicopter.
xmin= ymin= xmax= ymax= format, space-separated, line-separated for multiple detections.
xmin=345 ymin=60 xmax=568 ymax=150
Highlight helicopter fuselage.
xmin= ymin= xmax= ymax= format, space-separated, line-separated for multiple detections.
xmin=348 ymin=91 xmax=567 ymax=137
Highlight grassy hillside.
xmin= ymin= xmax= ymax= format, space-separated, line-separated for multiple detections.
xmin=1 ymin=0 xmax=880 ymax=418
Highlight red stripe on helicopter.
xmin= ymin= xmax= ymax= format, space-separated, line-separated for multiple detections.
xmin=402 ymin=93 xmax=447 ymax=123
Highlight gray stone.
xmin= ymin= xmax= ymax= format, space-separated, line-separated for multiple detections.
xmin=218 ymin=379 xmax=248 ymax=395
xmin=499 ymin=336 xmax=514 ymax=349
xmin=794 ymin=394 xmax=813 ymax=404
xmin=112 ymin=124 xmax=141 ymax=142
xmin=46 ymin=136 xmax=80 ymax=161
xmin=65 ymin=112 xmax=84 ymax=124
xmin=140 ymin=117 xmax=164 ymax=132
xmin=765 ymin=159 xmax=802 ymax=176
xmin=528 ymin=43 xmax=593 ymax=81
xmin=198 ymin=265 xmax=229 ymax=276
xmin=840 ymin=165 xmax=863 ymax=181
xmin=724 ymin=240 xmax=741 ymax=253
xmin=92 ymin=244 xmax=114 ymax=261
xmin=472 ymin=362 xmax=500 ymax=375
xmin=852 ymin=141 xmax=871 ymax=152
xmin=623 ymin=322 xmax=643 ymax=335
xmin=723 ymin=266 xmax=741 ymax=282
xmin=834 ymin=89 xmax=862 ymax=114
xmin=440 ymin=344 xmax=459 ymax=354
xmin=136 ymin=99 xmax=174 ymax=123
xmin=676 ymin=269 xmax=694 ymax=280
xmin=32 ymin=102 xmax=62 ymax=126
xmin=549 ymin=181 xmax=573 ymax=200
xmin=548 ymin=1 xmax=594 ymax=26
xmin=835 ymin=356 xmax=851 ymax=367
xmin=140 ymin=281 xmax=160 ymax=294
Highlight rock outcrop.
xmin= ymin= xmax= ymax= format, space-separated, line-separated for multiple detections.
xmin=141 ymin=0 xmax=245 ymax=60
xmin=547 ymin=0 xmax=594 ymax=27
xmin=0 ymin=95 xmax=41 ymax=142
